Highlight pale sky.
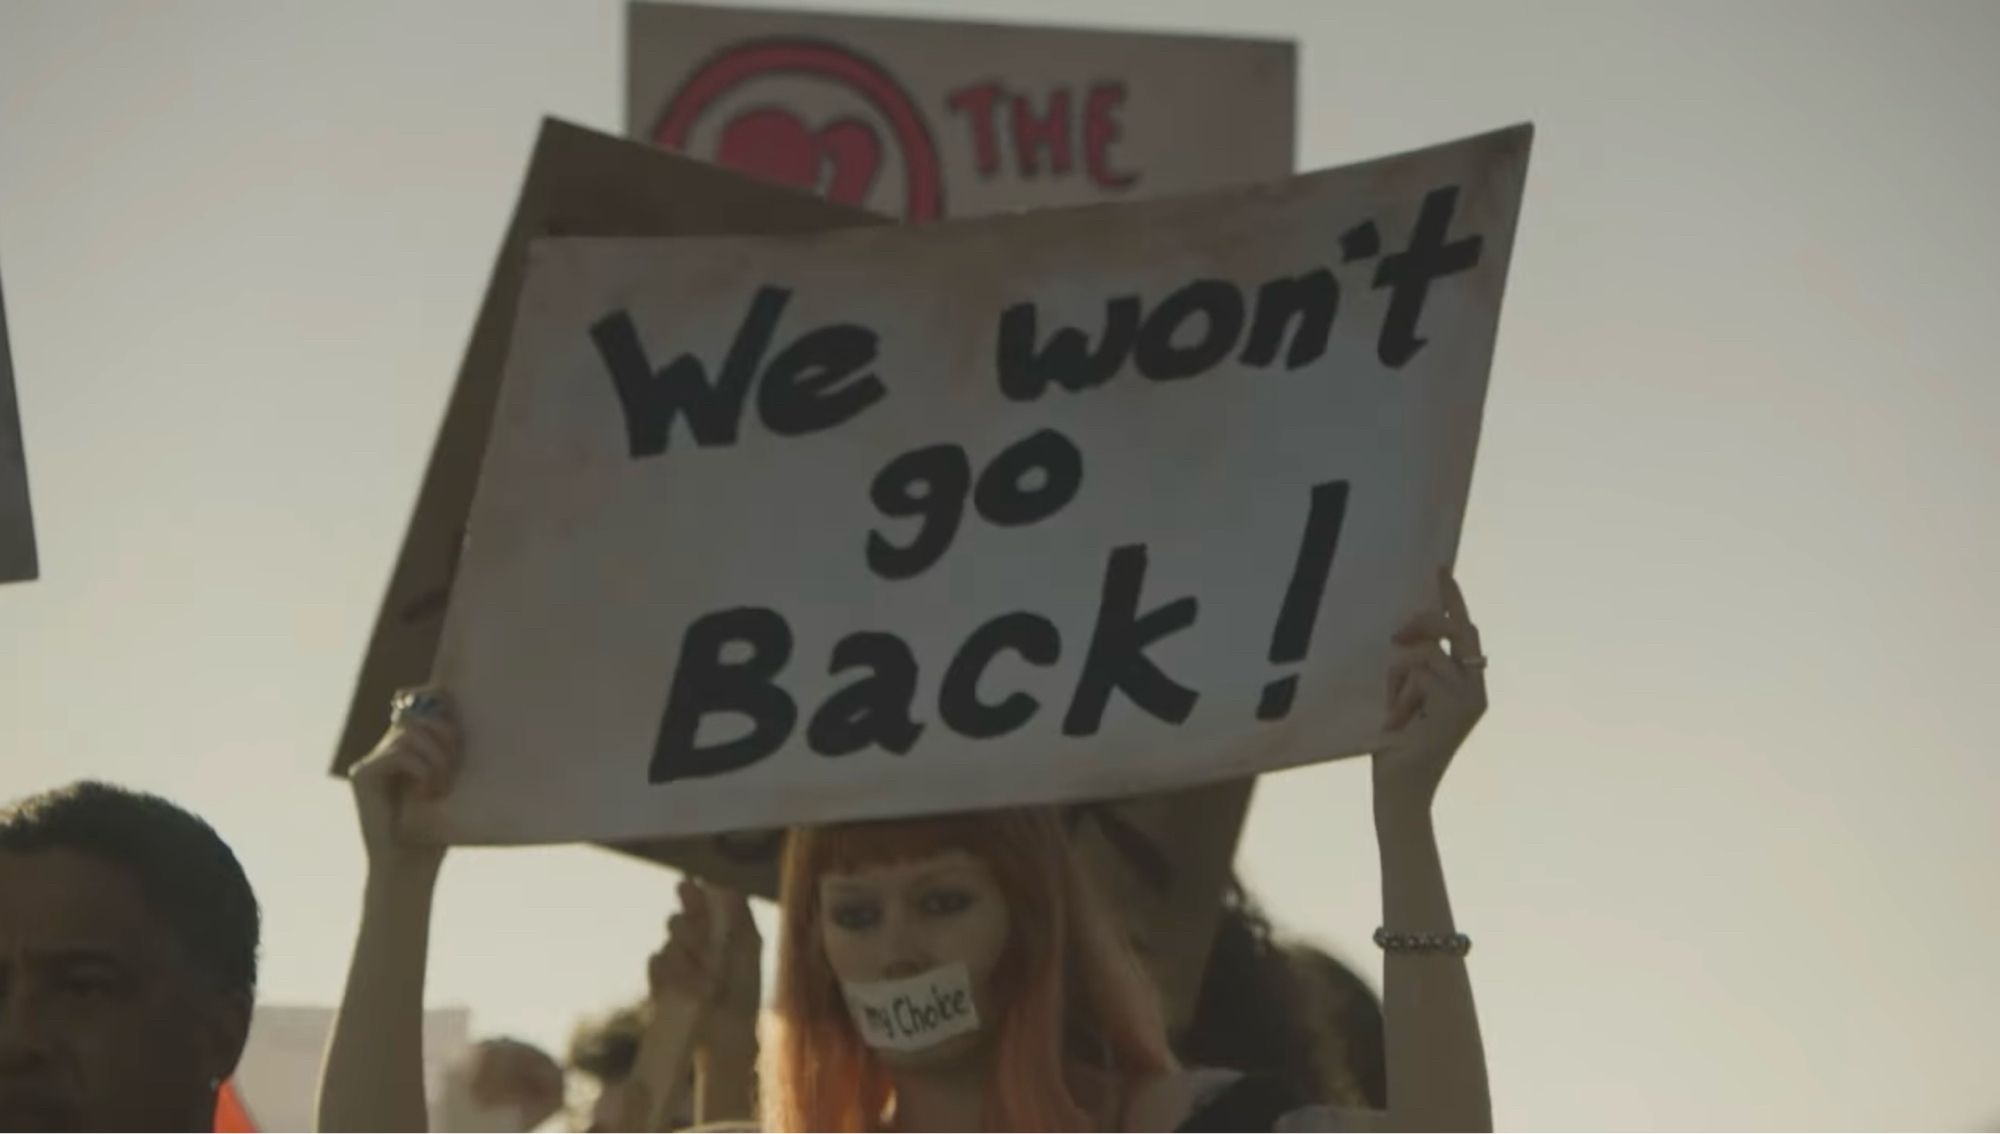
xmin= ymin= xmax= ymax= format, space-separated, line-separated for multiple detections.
xmin=2 ymin=1 xmax=1996 ymax=1130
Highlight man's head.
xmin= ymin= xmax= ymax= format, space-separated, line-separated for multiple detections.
xmin=0 ymin=781 xmax=259 ymax=1132
xmin=436 ymin=1038 xmax=566 ymax=1133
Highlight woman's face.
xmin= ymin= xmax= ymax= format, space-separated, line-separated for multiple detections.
xmin=817 ymin=848 xmax=1012 ymax=1067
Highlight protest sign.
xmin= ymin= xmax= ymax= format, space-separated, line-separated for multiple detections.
xmin=626 ymin=2 xmax=1294 ymax=221
xmin=416 ymin=124 xmax=1531 ymax=848
xmin=0 ymin=265 xmax=35 ymax=583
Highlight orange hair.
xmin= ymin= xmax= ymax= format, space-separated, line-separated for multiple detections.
xmin=760 ymin=808 xmax=1178 ymax=1131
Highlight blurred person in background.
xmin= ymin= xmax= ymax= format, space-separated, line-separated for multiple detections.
xmin=567 ymin=1000 xmax=651 ymax=1131
xmin=1286 ymin=942 xmax=1386 ymax=1110
xmin=1176 ymin=880 xmax=1386 ymax=1111
xmin=435 ymin=1036 xmax=566 ymax=1132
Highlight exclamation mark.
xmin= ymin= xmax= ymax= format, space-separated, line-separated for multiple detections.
xmin=1257 ymin=480 xmax=1351 ymax=721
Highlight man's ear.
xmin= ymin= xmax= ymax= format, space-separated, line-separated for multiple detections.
xmin=198 ymin=988 xmax=254 ymax=1083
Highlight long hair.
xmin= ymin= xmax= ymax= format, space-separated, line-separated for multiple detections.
xmin=761 ymin=808 xmax=1178 ymax=1132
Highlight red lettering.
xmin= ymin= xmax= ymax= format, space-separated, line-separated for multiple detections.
xmin=1008 ymin=88 xmax=1073 ymax=178
xmin=1084 ymin=82 xmax=1138 ymax=190
xmin=945 ymin=82 xmax=1006 ymax=177
xmin=950 ymin=79 xmax=1140 ymax=188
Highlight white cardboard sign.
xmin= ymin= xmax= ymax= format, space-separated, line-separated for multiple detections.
xmin=419 ymin=125 xmax=1531 ymax=845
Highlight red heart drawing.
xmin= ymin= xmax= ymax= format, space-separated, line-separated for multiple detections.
xmin=654 ymin=40 xmax=944 ymax=220
xmin=714 ymin=107 xmax=882 ymax=207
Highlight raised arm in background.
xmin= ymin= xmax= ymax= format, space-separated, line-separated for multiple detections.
xmin=1366 ymin=568 xmax=1493 ymax=1133
xmin=316 ymin=688 xmax=461 ymax=1132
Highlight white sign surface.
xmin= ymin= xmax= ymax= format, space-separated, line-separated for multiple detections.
xmin=421 ymin=125 xmax=1531 ymax=845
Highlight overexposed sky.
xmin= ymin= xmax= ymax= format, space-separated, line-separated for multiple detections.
xmin=2 ymin=1 xmax=1996 ymax=1129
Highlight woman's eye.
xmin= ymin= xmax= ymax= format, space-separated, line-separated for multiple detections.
xmin=828 ymin=902 xmax=882 ymax=931
xmin=916 ymin=889 xmax=974 ymax=917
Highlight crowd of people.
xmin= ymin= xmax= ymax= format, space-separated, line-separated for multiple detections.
xmin=0 ymin=569 xmax=1490 ymax=1131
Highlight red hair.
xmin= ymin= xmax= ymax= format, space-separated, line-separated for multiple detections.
xmin=760 ymin=808 xmax=1178 ymax=1131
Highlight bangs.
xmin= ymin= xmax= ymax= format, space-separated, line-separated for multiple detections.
xmin=799 ymin=811 xmax=1010 ymax=878
xmin=780 ymin=807 xmax=1071 ymax=926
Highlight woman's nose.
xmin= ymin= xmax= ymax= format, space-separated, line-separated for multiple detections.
xmin=877 ymin=909 xmax=931 ymax=980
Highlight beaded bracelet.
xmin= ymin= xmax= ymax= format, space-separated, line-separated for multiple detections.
xmin=1374 ymin=927 xmax=1473 ymax=957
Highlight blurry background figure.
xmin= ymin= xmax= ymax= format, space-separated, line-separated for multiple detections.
xmin=568 ymin=881 xmax=760 ymax=1132
xmin=1087 ymin=807 xmax=1389 ymax=1115
xmin=1287 ymin=943 xmax=1387 ymax=1108
xmin=435 ymin=1037 xmax=566 ymax=1132
xmin=568 ymin=1000 xmax=686 ymax=1132
xmin=1177 ymin=878 xmax=1387 ymax=1108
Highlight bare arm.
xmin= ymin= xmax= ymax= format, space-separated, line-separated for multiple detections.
xmin=1367 ymin=569 xmax=1491 ymax=1133
xmin=319 ymin=862 xmax=441 ymax=1131
xmin=629 ymin=881 xmax=762 ymax=1131
xmin=317 ymin=691 xmax=461 ymax=1132
xmin=694 ymin=1018 xmax=759 ymax=1126
xmin=1373 ymin=801 xmax=1488 ymax=1132
xmin=695 ymin=887 xmax=762 ymax=1126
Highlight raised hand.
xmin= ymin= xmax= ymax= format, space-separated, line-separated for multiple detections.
xmin=1375 ymin=567 xmax=1488 ymax=808
xmin=649 ymin=878 xmax=761 ymax=1027
xmin=619 ymin=879 xmax=762 ymax=1130
xmin=347 ymin=686 xmax=460 ymax=875
xmin=321 ymin=687 xmax=467 ymax=1132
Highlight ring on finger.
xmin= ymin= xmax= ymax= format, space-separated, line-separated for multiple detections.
xmin=390 ymin=689 xmax=444 ymax=726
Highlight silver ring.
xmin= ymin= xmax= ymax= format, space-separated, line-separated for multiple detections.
xmin=390 ymin=690 xmax=444 ymax=726
xmin=1458 ymin=653 xmax=1489 ymax=671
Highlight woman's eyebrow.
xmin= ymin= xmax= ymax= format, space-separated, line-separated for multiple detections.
xmin=902 ymin=865 xmax=980 ymax=889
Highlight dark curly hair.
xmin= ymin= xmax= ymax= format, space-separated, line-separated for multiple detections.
xmin=0 ymin=780 xmax=260 ymax=1000
xmin=1287 ymin=941 xmax=1387 ymax=1108
xmin=1177 ymin=877 xmax=1385 ymax=1108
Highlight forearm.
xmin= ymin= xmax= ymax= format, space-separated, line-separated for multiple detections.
xmin=317 ymin=863 xmax=441 ymax=1132
xmin=694 ymin=1019 xmax=760 ymax=1125
xmin=1376 ymin=801 xmax=1490 ymax=1133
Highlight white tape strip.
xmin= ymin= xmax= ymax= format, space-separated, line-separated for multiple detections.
xmin=841 ymin=962 xmax=982 ymax=1053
